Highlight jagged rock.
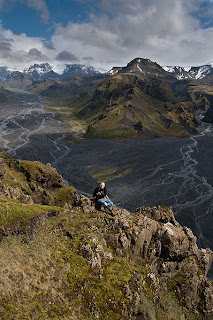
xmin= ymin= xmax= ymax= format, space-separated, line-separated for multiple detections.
xmin=0 ymin=159 xmax=212 ymax=320
xmin=78 ymin=194 xmax=94 ymax=213
xmin=136 ymin=205 xmax=178 ymax=225
xmin=0 ymin=154 xmax=77 ymax=206
xmin=1 ymin=185 xmax=33 ymax=204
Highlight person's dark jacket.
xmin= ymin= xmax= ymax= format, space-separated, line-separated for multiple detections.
xmin=93 ymin=187 xmax=106 ymax=202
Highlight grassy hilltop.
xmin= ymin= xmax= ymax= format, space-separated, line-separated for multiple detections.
xmin=0 ymin=154 xmax=212 ymax=319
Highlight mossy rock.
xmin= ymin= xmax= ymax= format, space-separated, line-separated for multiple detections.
xmin=0 ymin=196 xmax=62 ymax=234
xmin=51 ymin=186 xmax=77 ymax=206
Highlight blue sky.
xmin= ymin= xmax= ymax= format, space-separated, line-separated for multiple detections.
xmin=0 ymin=0 xmax=213 ymax=71
xmin=0 ymin=0 xmax=106 ymax=38
xmin=0 ymin=0 xmax=89 ymax=37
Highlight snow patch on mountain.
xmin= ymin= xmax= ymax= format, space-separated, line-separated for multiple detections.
xmin=109 ymin=69 xmax=118 ymax=75
xmin=24 ymin=63 xmax=53 ymax=75
xmin=62 ymin=64 xmax=99 ymax=77
xmin=137 ymin=64 xmax=145 ymax=74
xmin=163 ymin=66 xmax=175 ymax=73
xmin=163 ymin=64 xmax=213 ymax=80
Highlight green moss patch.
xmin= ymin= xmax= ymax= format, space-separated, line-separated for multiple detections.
xmin=0 ymin=197 xmax=62 ymax=231
xmin=51 ymin=186 xmax=76 ymax=206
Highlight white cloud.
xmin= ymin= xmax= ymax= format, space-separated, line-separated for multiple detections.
xmin=50 ymin=0 xmax=213 ymax=69
xmin=0 ymin=24 xmax=51 ymax=69
xmin=1 ymin=0 xmax=213 ymax=71
xmin=55 ymin=50 xmax=79 ymax=62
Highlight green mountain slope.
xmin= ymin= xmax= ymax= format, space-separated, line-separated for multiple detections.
xmin=76 ymin=73 xmax=198 ymax=140
xmin=28 ymin=74 xmax=106 ymax=109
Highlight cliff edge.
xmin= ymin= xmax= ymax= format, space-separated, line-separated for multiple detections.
xmin=0 ymin=154 xmax=212 ymax=320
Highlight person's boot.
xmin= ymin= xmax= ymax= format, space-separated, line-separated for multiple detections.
xmin=104 ymin=203 xmax=115 ymax=216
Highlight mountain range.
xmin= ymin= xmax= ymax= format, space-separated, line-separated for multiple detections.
xmin=109 ymin=58 xmax=213 ymax=81
xmin=163 ymin=64 xmax=213 ymax=80
xmin=1 ymin=58 xmax=213 ymax=82
xmin=1 ymin=57 xmax=213 ymax=141
xmin=0 ymin=63 xmax=99 ymax=84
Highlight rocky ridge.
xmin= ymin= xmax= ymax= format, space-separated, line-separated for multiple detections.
xmin=163 ymin=65 xmax=213 ymax=80
xmin=0 ymin=154 xmax=212 ymax=319
xmin=0 ymin=63 xmax=100 ymax=89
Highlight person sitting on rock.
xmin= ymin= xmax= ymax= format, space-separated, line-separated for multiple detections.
xmin=93 ymin=182 xmax=114 ymax=214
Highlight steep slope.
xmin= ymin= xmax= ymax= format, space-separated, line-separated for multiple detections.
xmin=4 ymin=71 xmax=34 ymax=90
xmin=0 ymin=155 xmax=212 ymax=320
xmin=0 ymin=152 xmax=76 ymax=207
xmin=77 ymin=72 xmax=198 ymax=140
xmin=28 ymin=74 xmax=106 ymax=99
xmin=188 ymin=82 xmax=213 ymax=122
xmin=27 ymin=74 xmax=107 ymax=130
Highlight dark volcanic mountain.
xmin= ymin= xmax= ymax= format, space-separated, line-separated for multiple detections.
xmin=5 ymin=71 xmax=34 ymax=89
xmin=109 ymin=57 xmax=172 ymax=79
xmin=75 ymin=59 xmax=198 ymax=140
xmin=23 ymin=57 xmax=202 ymax=141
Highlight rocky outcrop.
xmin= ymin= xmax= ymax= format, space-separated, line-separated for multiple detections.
xmin=75 ymin=196 xmax=213 ymax=319
xmin=0 ymin=152 xmax=76 ymax=206
xmin=0 ymin=153 xmax=77 ymax=242
xmin=0 ymin=159 xmax=212 ymax=320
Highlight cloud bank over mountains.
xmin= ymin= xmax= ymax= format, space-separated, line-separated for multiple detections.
xmin=1 ymin=0 xmax=213 ymax=71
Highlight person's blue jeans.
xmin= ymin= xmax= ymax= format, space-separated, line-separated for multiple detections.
xmin=97 ymin=198 xmax=113 ymax=207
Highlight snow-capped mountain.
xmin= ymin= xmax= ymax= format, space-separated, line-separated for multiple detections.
xmin=0 ymin=63 xmax=100 ymax=84
xmin=61 ymin=64 xmax=99 ymax=78
xmin=107 ymin=58 xmax=213 ymax=81
xmin=23 ymin=63 xmax=100 ymax=80
xmin=2 ymin=59 xmax=213 ymax=86
xmin=24 ymin=63 xmax=60 ymax=80
xmin=163 ymin=65 xmax=213 ymax=80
